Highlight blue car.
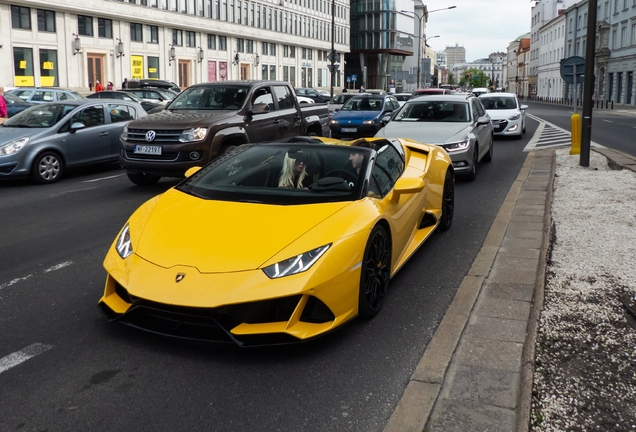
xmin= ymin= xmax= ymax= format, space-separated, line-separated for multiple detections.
xmin=4 ymin=92 xmax=34 ymax=117
xmin=329 ymin=94 xmax=400 ymax=139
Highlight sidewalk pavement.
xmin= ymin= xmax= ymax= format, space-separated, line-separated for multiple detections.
xmin=384 ymin=145 xmax=636 ymax=432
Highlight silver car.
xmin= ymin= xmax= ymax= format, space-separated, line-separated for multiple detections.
xmin=375 ymin=94 xmax=494 ymax=181
xmin=8 ymin=87 xmax=86 ymax=104
xmin=0 ymin=100 xmax=146 ymax=184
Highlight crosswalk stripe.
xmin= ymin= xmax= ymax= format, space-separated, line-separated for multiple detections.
xmin=0 ymin=343 xmax=52 ymax=374
xmin=524 ymin=114 xmax=604 ymax=152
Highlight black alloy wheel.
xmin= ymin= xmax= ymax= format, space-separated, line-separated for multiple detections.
xmin=466 ymin=144 xmax=478 ymax=182
xmin=127 ymin=172 xmax=161 ymax=186
xmin=483 ymin=138 xmax=494 ymax=162
xmin=358 ymin=225 xmax=391 ymax=318
xmin=438 ymin=169 xmax=454 ymax=232
xmin=31 ymin=151 xmax=63 ymax=184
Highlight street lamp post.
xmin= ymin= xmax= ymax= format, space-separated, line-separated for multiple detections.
xmin=402 ymin=6 xmax=456 ymax=90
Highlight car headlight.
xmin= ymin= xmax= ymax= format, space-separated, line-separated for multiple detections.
xmin=330 ymin=119 xmax=339 ymax=125
xmin=0 ymin=137 xmax=29 ymax=156
xmin=262 ymin=244 xmax=331 ymax=279
xmin=362 ymin=119 xmax=376 ymax=125
xmin=443 ymin=139 xmax=471 ymax=153
xmin=115 ymin=224 xmax=133 ymax=259
xmin=121 ymin=125 xmax=129 ymax=141
xmin=179 ymin=127 xmax=209 ymax=142
xmin=508 ymin=113 xmax=521 ymax=121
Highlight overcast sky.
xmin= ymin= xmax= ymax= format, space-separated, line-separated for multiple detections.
xmin=423 ymin=0 xmax=534 ymax=61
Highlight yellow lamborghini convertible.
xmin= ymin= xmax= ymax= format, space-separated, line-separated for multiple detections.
xmin=99 ymin=137 xmax=454 ymax=346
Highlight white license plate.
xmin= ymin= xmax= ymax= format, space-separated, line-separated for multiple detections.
xmin=134 ymin=145 xmax=162 ymax=155
xmin=341 ymin=128 xmax=357 ymax=133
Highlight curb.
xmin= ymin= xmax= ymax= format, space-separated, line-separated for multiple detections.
xmin=384 ymin=149 xmax=551 ymax=432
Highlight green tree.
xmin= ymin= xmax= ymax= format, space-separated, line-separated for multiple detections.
xmin=448 ymin=72 xmax=455 ymax=85
xmin=466 ymin=67 xmax=489 ymax=88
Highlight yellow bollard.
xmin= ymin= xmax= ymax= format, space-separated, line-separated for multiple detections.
xmin=570 ymin=113 xmax=581 ymax=155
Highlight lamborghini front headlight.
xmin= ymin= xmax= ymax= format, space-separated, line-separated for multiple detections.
xmin=262 ymin=244 xmax=331 ymax=279
xmin=115 ymin=224 xmax=133 ymax=259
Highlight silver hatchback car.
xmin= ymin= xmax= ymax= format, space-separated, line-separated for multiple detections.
xmin=8 ymin=87 xmax=86 ymax=104
xmin=0 ymin=100 xmax=146 ymax=184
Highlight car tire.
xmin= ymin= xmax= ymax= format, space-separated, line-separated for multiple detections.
xmin=438 ymin=169 xmax=454 ymax=232
xmin=30 ymin=151 xmax=63 ymax=184
xmin=358 ymin=224 xmax=391 ymax=319
xmin=127 ymin=172 xmax=161 ymax=186
xmin=483 ymin=139 xmax=494 ymax=162
xmin=465 ymin=145 xmax=478 ymax=182
xmin=220 ymin=144 xmax=238 ymax=156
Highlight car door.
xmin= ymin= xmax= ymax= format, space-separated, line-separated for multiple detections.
xmin=471 ymin=100 xmax=490 ymax=159
xmin=271 ymin=85 xmax=302 ymax=139
xmin=368 ymin=145 xmax=422 ymax=267
xmin=106 ymin=103 xmax=139 ymax=155
xmin=62 ymin=103 xmax=112 ymax=164
xmin=245 ymin=86 xmax=281 ymax=143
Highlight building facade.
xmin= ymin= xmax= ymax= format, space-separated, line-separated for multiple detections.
xmin=445 ymin=44 xmax=465 ymax=68
xmin=530 ymin=0 xmax=580 ymax=97
xmin=537 ymin=12 xmax=566 ymax=100
xmin=3 ymin=0 xmax=350 ymax=91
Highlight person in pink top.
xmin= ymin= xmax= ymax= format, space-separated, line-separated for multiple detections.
xmin=0 ymin=86 xmax=8 ymax=119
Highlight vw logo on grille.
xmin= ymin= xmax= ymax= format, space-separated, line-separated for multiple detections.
xmin=175 ymin=273 xmax=186 ymax=283
xmin=145 ymin=130 xmax=157 ymax=142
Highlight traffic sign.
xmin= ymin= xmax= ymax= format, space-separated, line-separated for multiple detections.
xmin=346 ymin=76 xmax=351 ymax=83
xmin=327 ymin=64 xmax=340 ymax=72
xmin=560 ymin=56 xmax=585 ymax=85
xmin=351 ymin=74 xmax=357 ymax=82
xmin=326 ymin=52 xmax=340 ymax=63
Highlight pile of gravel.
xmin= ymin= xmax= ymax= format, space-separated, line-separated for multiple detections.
xmin=531 ymin=149 xmax=636 ymax=431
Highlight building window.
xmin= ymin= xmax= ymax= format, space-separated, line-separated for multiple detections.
xmin=246 ymin=39 xmax=253 ymax=54
xmin=173 ymin=29 xmax=183 ymax=46
xmin=186 ymin=31 xmax=196 ymax=47
xmin=290 ymin=46 xmax=295 ymax=58
xmin=219 ymin=35 xmax=227 ymax=50
xmin=262 ymin=42 xmax=268 ymax=55
xmin=270 ymin=65 xmax=276 ymax=80
xmin=11 ymin=6 xmax=31 ymax=30
xmin=148 ymin=56 xmax=160 ymax=79
xmin=131 ymin=23 xmax=143 ymax=42
xmin=237 ymin=38 xmax=245 ymax=52
xmin=37 ymin=10 xmax=55 ymax=33
xmin=147 ymin=25 xmax=159 ymax=43
xmin=39 ymin=49 xmax=59 ymax=87
xmin=270 ymin=43 xmax=276 ymax=56
xmin=13 ymin=47 xmax=34 ymax=86
xmin=262 ymin=64 xmax=268 ymax=80
xmin=98 ymin=18 xmax=113 ymax=38
xmin=208 ymin=34 xmax=217 ymax=50
xmin=78 ymin=15 xmax=93 ymax=36
xmin=621 ymin=27 xmax=626 ymax=47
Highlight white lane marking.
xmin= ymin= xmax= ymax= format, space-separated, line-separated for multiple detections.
xmin=43 ymin=261 xmax=74 ymax=273
xmin=1 ymin=261 xmax=74 ymax=289
xmin=524 ymin=113 xmax=605 ymax=152
xmin=603 ymin=120 xmax=613 ymax=123
xmin=0 ymin=343 xmax=52 ymax=374
xmin=0 ymin=274 xmax=34 ymax=290
xmin=83 ymin=174 xmax=125 ymax=183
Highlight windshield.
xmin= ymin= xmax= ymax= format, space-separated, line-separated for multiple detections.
xmin=3 ymin=93 xmax=26 ymax=104
xmin=480 ymin=96 xmax=517 ymax=110
xmin=3 ymin=103 xmax=76 ymax=128
xmin=341 ymin=96 xmax=384 ymax=111
xmin=176 ymin=143 xmax=371 ymax=205
xmin=330 ymin=94 xmax=353 ymax=104
xmin=167 ymin=85 xmax=249 ymax=110
xmin=392 ymin=100 xmax=470 ymax=122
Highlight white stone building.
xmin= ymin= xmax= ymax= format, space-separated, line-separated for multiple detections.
xmin=2 ymin=0 xmax=350 ymax=92
xmin=537 ymin=12 xmax=566 ymax=100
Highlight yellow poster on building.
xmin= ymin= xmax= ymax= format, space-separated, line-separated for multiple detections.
xmin=131 ymin=55 xmax=144 ymax=79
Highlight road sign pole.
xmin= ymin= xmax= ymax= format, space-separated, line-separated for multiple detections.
xmin=580 ymin=0 xmax=598 ymax=167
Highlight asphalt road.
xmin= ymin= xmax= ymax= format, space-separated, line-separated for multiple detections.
xmin=524 ymin=100 xmax=636 ymax=157
xmin=0 ymin=126 xmax=535 ymax=431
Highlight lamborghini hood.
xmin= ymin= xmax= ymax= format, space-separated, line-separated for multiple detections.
xmin=134 ymin=190 xmax=351 ymax=273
